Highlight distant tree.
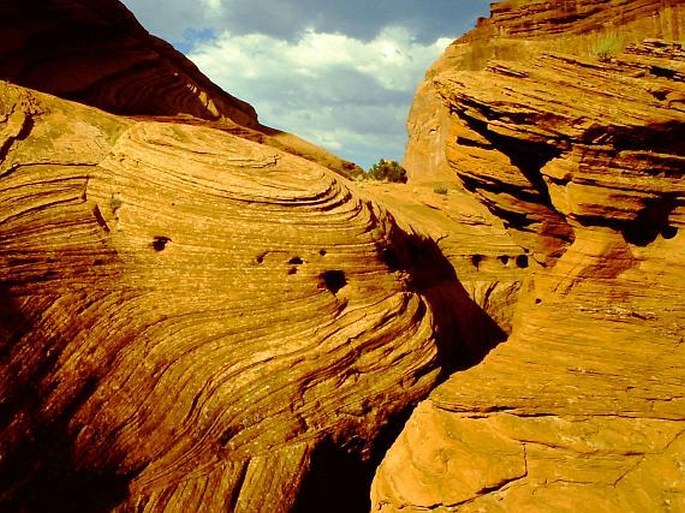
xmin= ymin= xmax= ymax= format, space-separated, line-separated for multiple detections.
xmin=366 ymin=158 xmax=408 ymax=183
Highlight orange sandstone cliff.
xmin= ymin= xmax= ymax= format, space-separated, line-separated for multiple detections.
xmin=0 ymin=0 xmax=684 ymax=512
xmin=0 ymin=2 xmax=500 ymax=512
xmin=0 ymin=0 xmax=362 ymax=179
xmin=371 ymin=1 xmax=685 ymax=512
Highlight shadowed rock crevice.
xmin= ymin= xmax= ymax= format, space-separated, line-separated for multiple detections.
xmin=293 ymin=230 xmax=508 ymax=513
xmin=448 ymin=109 xmax=576 ymax=257
xmin=457 ymin=113 xmax=563 ymax=205
xmin=583 ymin=121 xmax=685 ymax=157
xmin=622 ymin=195 xmax=678 ymax=246
xmin=382 ymin=228 xmax=508 ymax=372
xmin=575 ymin=194 xmax=679 ymax=247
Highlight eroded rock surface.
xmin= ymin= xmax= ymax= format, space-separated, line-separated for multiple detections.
xmin=0 ymin=0 xmax=256 ymax=124
xmin=0 ymin=79 xmax=472 ymax=512
xmin=373 ymin=1 xmax=685 ymax=511
xmin=0 ymin=0 xmax=362 ymax=179
xmin=2 ymin=0 xmax=684 ymax=511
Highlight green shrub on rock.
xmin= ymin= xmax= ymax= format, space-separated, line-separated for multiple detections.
xmin=366 ymin=159 xmax=408 ymax=183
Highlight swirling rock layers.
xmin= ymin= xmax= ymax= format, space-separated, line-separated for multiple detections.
xmin=0 ymin=0 xmax=256 ymax=125
xmin=0 ymin=0 xmax=362 ymax=179
xmin=0 ymin=80 xmax=457 ymax=512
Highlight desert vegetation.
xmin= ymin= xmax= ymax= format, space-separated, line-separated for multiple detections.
xmin=361 ymin=158 xmax=408 ymax=183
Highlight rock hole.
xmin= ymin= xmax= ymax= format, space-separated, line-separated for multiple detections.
xmin=256 ymin=253 xmax=265 ymax=264
xmin=622 ymin=196 xmax=676 ymax=246
xmin=650 ymin=65 xmax=676 ymax=79
xmin=319 ymin=249 xmax=327 ymax=256
xmin=662 ymin=226 xmax=678 ymax=239
xmin=288 ymin=267 xmax=298 ymax=275
xmin=515 ymin=255 xmax=529 ymax=268
xmin=151 ymin=236 xmax=171 ymax=252
xmin=650 ymin=90 xmax=669 ymax=101
xmin=218 ymin=426 xmax=240 ymax=447
xmin=535 ymin=298 xmax=542 ymax=305
xmin=471 ymin=254 xmax=485 ymax=270
xmin=498 ymin=255 xmax=510 ymax=266
xmin=381 ymin=247 xmax=398 ymax=271
xmin=288 ymin=257 xmax=304 ymax=265
xmin=319 ymin=270 xmax=347 ymax=295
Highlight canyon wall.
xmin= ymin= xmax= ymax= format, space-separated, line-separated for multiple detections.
xmin=1 ymin=0 xmax=684 ymax=512
xmin=0 ymin=0 xmax=361 ymax=178
xmin=0 ymin=77 xmax=474 ymax=512
xmin=373 ymin=1 xmax=685 ymax=511
xmin=0 ymin=1 xmax=494 ymax=511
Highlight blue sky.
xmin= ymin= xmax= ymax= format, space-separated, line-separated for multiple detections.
xmin=120 ymin=0 xmax=491 ymax=169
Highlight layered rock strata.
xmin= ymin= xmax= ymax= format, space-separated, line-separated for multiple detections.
xmin=0 ymin=0 xmax=255 ymax=124
xmin=373 ymin=1 xmax=685 ymax=511
xmin=0 ymin=0 xmax=361 ymax=179
xmin=0 ymin=79 xmax=484 ymax=512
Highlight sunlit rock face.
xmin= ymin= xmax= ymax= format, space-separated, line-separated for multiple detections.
xmin=0 ymin=2 xmax=500 ymax=511
xmin=372 ymin=1 xmax=685 ymax=511
xmin=2 ymin=0 xmax=684 ymax=511
xmin=0 ymin=0 xmax=363 ymax=180
xmin=0 ymin=79 xmax=469 ymax=512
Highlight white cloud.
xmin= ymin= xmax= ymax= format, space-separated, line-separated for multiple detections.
xmin=188 ymin=26 xmax=450 ymax=168
xmin=202 ymin=0 xmax=224 ymax=13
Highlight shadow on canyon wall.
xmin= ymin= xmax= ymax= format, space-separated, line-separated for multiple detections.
xmin=293 ymin=230 xmax=508 ymax=513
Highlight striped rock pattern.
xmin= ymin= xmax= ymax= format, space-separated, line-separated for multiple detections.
xmin=0 ymin=0 xmax=362 ymax=180
xmin=372 ymin=1 xmax=685 ymax=511
xmin=0 ymin=0 xmax=256 ymax=125
xmin=0 ymin=81 xmax=471 ymax=512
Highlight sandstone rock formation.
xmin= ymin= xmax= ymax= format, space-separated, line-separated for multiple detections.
xmin=2 ymin=0 xmax=684 ymax=511
xmin=0 ymin=0 xmax=255 ymax=124
xmin=372 ymin=1 xmax=685 ymax=511
xmin=0 ymin=0 xmax=361 ymax=179
xmin=0 ymin=77 xmax=477 ymax=512
xmin=0 ymin=1 xmax=505 ymax=511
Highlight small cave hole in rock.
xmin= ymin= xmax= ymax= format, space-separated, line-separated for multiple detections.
xmin=288 ymin=267 xmax=298 ymax=275
xmin=622 ymin=197 xmax=676 ymax=246
xmin=498 ymin=255 xmax=510 ymax=266
xmin=218 ymin=425 xmax=240 ymax=447
xmin=381 ymin=247 xmax=399 ymax=271
xmin=650 ymin=90 xmax=669 ymax=101
xmin=471 ymin=254 xmax=485 ymax=269
xmin=255 ymin=253 xmax=265 ymax=264
xmin=319 ymin=270 xmax=347 ymax=294
xmin=535 ymin=298 xmax=543 ymax=305
xmin=288 ymin=256 xmax=304 ymax=265
xmin=650 ymin=65 xmax=677 ymax=79
xmin=662 ymin=225 xmax=678 ymax=240
xmin=319 ymin=249 xmax=327 ymax=256
xmin=515 ymin=255 xmax=529 ymax=269
xmin=151 ymin=236 xmax=171 ymax=252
